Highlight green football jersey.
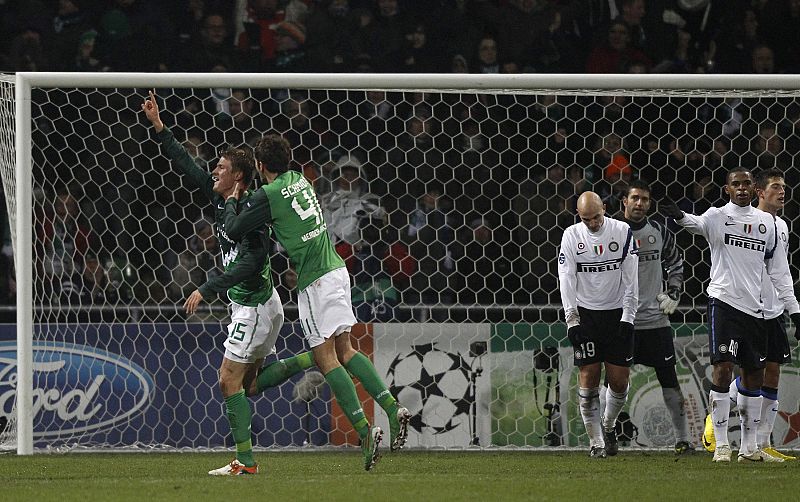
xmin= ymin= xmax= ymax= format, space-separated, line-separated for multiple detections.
xmin=155 ymin=127 xmax=273 ymax=306
xmin=223 ymin=170 xmax=345 ymax=291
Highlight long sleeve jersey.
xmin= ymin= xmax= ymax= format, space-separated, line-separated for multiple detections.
xmin=674 ymin=202 xmax=798 ymax=318
xmin=761 ymin=215 xmax=797 ymax=319
xmin=623 ymin=217 xmax=684 ymax=329
xmin=155 ymin=127 xmax=273 ymax=306
xmin=558 ymin=217 xmax=639 ymax=327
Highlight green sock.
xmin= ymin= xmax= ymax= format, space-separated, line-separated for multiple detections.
xmin=324 ymin=366 xmax=370 ymax=438
xmin=224 ymin=389 xmax=255 ymax=467
xmin=345 ymin=352 xmax=398 ymax=415
xmin=254 ymin=351 xmax=316 ymax=394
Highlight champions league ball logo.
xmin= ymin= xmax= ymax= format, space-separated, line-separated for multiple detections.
xmin=386 ymin=343 xmax=472 ymax=435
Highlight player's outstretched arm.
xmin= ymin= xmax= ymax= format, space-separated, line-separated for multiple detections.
xmin=141 ymin=90 xmax=215 ymax=201
xmin=660 ymin=199 xmax=709 ymax=236
xmin=141 ymin=90 xmax=165 ymax=133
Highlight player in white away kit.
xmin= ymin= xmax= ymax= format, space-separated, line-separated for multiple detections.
xmin=620 ymin=180 xmax=694 ymax=455
xmin=721 ymin=169 xmax=799 ymax=461
xmin=559 ymin=192 xmax=639 ymax=458
xmin=662 ymin=167 xmax=800 ymax=463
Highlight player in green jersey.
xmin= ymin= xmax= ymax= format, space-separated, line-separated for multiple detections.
xmin=142 ymin=92 xmax=316 ymax=476
xmin=223 ymin=134 xmax=410 ymax=471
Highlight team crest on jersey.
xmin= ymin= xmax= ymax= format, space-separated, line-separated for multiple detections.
xmin=648 ymin=235 xmax=656 ymax=244
xmin=593 ymin=244 xmax=604 ymax=255
xmin=743 ymin=224 xmax=752 ymax=234
xmin=609 ymin=241 xmax=619 ymax=252
xmin=633 ymin=239 xmax=641 ymax=251
xmin=577 ymin=242 xmax=586 ymax=251
xmin=758 ymin=223 xmax=767 ymax=234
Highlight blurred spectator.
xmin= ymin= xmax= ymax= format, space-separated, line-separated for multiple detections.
xmin=370 ymin=0 xmax=414 ymax=72
xmin=70 ymin=29 xmax=109 ymax=71
xmin=401 ymin=22 xmax=438 ymax=73
xmin=238 ymin=0 xmax=306 ymax=71
xmin=37 ymin=186 xmax=99 ymax=286
xmin=586 ymin=19 xmax=651 ymax=73
xmin=322 ymin=155 xmax=386 ymax=252
xmin=5 ymin=26 xmax=49 ymax=71
xmin=304 ymin=0 xmax=356 ymax=72
xmin=472 ymin=0 xmax=552 ymax=69
xmin=455 ymin=216 xmax=513 ymax=305
xmin=713 ymin=7 xmax=760 ymax=73
xmin=750 ymin=44 xmax=777 ymax=74
xmin=473 ymin=35 xmax=500 ymax=74
xmin=164 ymin=217 xmax=220 ymax=301
xmin=97 ymin=0 xmax=175 ymax=71
xmin=406 ymin=183 xmax=456 ymax=317
xmin=182 ymin=12 xmax=240 ymax=71
xmin=451 ymin=53 xmax=469 ymax=73
xmin=350 ymin=216 xmax=414 ymax=322
xmin=595 ymin=154 xmax=633 ymax=215
xmin=50 ymin=0 xmax=92 ymax=71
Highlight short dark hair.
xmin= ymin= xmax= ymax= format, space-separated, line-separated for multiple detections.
xmin=624 ymin=178 xmax=651 ymax=197
xmin=726 ymin=166 xmax=751 ymax=184
xmin=254 ymin=135 xmax=291 ymax=174
xmin=754 ymin=168 xmax=784 ymax=190
xmin=219 ymin=146 xmax=255 ymax=187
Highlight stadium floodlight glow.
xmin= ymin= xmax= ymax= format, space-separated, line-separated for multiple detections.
xmin=3 ymin=72 xmax=800 ymax=456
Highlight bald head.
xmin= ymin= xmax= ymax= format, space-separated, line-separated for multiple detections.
xmin=576 ymin=191 xmax=605 ymax=233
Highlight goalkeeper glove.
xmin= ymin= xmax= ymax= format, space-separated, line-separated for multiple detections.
xmin=567 ymin=325 xmax=584 ymax=345
xmin=661 ymin=200 xmax=684 ymax=220
xmin=791 ymin=312 xmax=800 ymax=341
xmin=617 ymin=321 xmax=634 ymax=340
xmin=656 ymin=289 xmax=680 ymax=315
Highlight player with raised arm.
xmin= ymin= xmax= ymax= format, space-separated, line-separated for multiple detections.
xmin=718 ymin=169 xmax=798 ymax=460
xmin=222 ymin=134 xmax=410 ymax=471
xmin=662 ymin=167 xmax=800 ymax=462
xmin=621 ymin=180 xmax=693 ymax=454
xmin=141 ymin=92 xmax=316 ymax=475
xmin=558 ymin=191 xmax=639 ymax=458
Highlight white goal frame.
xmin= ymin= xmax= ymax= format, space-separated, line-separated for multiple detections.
xmin=12 ymin=71 xmax=800 ymax=455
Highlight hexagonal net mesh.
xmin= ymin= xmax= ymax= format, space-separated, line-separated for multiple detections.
xmin=2 ymin=76 xmax=800 ymax=451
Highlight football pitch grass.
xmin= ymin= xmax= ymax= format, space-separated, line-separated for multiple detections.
xmin=2 ymin=450 xmax=799 ymax=501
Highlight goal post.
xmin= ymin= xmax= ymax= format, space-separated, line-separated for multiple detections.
xmin=4 ymin=72 xmax=800 ymax=455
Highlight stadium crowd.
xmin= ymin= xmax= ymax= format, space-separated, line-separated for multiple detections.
xmin=1 ymin=0 xmax=800 ymax=323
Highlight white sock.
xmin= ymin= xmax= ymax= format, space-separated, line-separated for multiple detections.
xmin=602 ymin=385 xmax=628 ymax=432
xmin=728 ymin=377 xmax=739 ymax=409
xmin=598 ymin=384 xmax=607 ymax=416
xmin=662 ymin=386 xmax=689 ymax=443
xmin=709 ymin=390 xmax=731 ymax=447
xmin=579 ymin=387 xmax=604 ymax=448
xmin=737 ymin=390 xmax=762 ymax=456
xmin=758 ymin=393 xmax=779 ymax=449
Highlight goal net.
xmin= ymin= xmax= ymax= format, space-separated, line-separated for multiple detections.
xmin=2 ymin=73 xmax=800 ymax=453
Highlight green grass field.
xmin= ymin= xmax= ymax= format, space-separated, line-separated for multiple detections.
xmin=1 ymin=450 xmax=798 ymax=501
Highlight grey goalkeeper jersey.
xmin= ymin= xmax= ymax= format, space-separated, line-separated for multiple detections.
xmin=623 ymin=217 xmax=683 ymax=329
xmin=558 ymin=217 xmax=639 ymax=327
xmin=761 ymin=215 xmax=790 ymax=320
xmin=676 ymin=202 xmax=799 ymax=318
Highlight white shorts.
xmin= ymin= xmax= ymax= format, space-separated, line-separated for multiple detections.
xmin=298 ymin=267 xmax=356 ymax=348
xmin=223 ymin=288 xmax=284 ymax=363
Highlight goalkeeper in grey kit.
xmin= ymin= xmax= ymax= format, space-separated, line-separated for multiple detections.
xmin=558 ymin=191 xmax=639 ymax=459
xmin=620 ymin=180 xmax=693 ymax=454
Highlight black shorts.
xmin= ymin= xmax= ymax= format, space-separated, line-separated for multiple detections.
xmin=570 ymin=307 xmax=634 ymax=367
xmin=633 ymin=327 xmax=676 ymax=367
xmin=708 ymin=298 xmax=767 ymax=370
xmin=765 ymin=315 xmax=791 ymax=364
